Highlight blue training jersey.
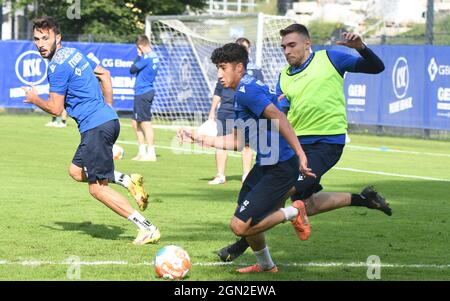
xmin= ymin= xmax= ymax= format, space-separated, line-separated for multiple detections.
xmin=47 ymin=47 xmax=118 ymax=133
xmin=130 ymin=51 xmax=159 ymax=96
xmin=215 ymin=61 xmax=265 ymax=117
xmin=234 ymin=74 xmax=295 ymax=166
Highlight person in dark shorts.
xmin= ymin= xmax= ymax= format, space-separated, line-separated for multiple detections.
xmin=130 ymin=35 xmax=159 ymax=161
xmin=178 ymin=43 xmax=315 ymax=273
xmin=24 ymin=17 xmax=160 ymax=245
xmin=207 ymin=38 xmax=264 ymax=184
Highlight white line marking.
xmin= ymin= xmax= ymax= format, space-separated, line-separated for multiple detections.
xmin=116 ymin=140 xmax=450 ymax=182
xmin=334 ymin=167 xmax=450 ymax=182
xmin=120 ymin=123 xmax=450 ymax=159
xmin=0 ymin=260 xmax=448 ymax=269
xmin=346 ymin=145 xmax=450 ymax=158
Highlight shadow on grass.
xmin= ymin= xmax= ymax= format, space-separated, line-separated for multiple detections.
xmin=42 ymin=221 xmax=131 ymax=240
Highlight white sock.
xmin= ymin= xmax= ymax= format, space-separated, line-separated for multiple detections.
xmin=113 ymin=171 xmax=131 ymax=188
xmin=280 ymin=206 xmax=298 ymax=221
xmin=139 ymin=144 xmax=147 ymax=156
xmin=127 ymin=211 xmax=157 ymax=231
xmin=254 ymin=246 xmax=275 ymax=270
xmin=147 ymin=145 xmax=155 ymax=156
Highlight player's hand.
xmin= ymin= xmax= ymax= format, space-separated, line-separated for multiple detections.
xmin=277 ymin=94 xmax=285 ymax=102
xmin=22 ymin=86 xmax=38 ymax=104
xmin=336 ymin=32 xmax=365 ymax=50
xmin=177 ymin=128 xmax=196 ymax=144
xmin=298 ymin=152 xmax=316 ymax=178
xmin=208 ymin=112 xmax=216 ymax=120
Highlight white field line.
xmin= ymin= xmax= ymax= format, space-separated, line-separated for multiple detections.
xmin=121 ymin=123 xmax=450 ymax=159
xmin=346 ymin=145 xmax=450 ymax=158
xmin=0 ymin=260 xmax=449 ymax=269
xmin=116 ymin=140 xmax=450 ymax=182
xmin=333 ymin=167 xmax=450 ymax=182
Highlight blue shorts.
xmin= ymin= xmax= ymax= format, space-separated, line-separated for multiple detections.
xmin=72 ymin=119 xmax=120 ymax=183
xmin=235 ymin=155 xmax=299 ymax=226
xmin=133 ymin=90 xmax=155 ymax=122
xmin=291 ymin=142 xmax=344 ymax=200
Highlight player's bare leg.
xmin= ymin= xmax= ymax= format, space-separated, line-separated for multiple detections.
xmin=88 ymin=179 xmax=135 ymax=218
xmin=218 ymin=188 xmax=391 ymax=262
xmin=69 ymin=164 xmax=158 ymax=245
xmin=237 ymin=233 xmax=278 ymax=273
xmin=69 ymin=163 xmax=149 ymax=211
xmin=140 ymin=121 xmax=156 ymax=161
xmin=305 ymin=192 xmax=350 ymax=215
xmin=132 ymin=119 xmax=146 ymax=160
xmin=209 ymin=149 xmax=227 ymax=184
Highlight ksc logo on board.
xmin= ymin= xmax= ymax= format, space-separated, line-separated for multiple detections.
xmin=15 ymin=50 xmax=48 ymax=86
xmin=392 ymin=57 xmax=409 ymax=99
xmin=389 ymin=57 xmax=412 ymax=114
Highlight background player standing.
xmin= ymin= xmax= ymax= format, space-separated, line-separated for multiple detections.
xmin=207 ymin=38 xmax=264 ymax=184
xmin=130 ymin=34 xmax=159 ymax=162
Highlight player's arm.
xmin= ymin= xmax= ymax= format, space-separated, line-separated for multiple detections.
xmin=275 ymin=75 xmax=290 ymax=115
xmin=94 ymin=65 xmax=113 ymax=106
xmin=177 ymin=128 xmax=245 ymax=152
xmin=130 ymin=55 xmax=147 ymax=74
xmin=23 ymin=87 xmax=65 ymax=116
xmin=209 ymin=81 xmax=223 ymax=120
xmin=335 ymin=32 xmax=385 ymax=74
xmin=262 ymin=103 xmax=315 ymax=178
xmin=208 ymin=95 xmax=221 ymax=120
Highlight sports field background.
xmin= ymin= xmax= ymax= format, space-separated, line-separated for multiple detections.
xmin=0 ymin=113 xmax=449 ymax=280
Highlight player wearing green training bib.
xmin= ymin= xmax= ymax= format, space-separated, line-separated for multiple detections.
xmin=218 ymin=23 xmax=392 ymax=264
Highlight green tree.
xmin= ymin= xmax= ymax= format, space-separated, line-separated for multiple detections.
xmin=17 ymin=0 xmax=207 ymax=42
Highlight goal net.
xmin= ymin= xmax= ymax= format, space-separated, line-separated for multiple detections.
xmin=145 ymin=13 xmax=297 ymax=124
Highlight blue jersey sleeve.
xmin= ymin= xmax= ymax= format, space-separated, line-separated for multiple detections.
xmin=130 ymin=56 xmax=149 ymax=74
xmin=236 ymin=82 xmax=272 ymax=118
xmin=134 ymin=56 xmax=149 ymax=71
xmin=48 ymin=63 xmax=71 ymax=95
xmin=327 ymin=47 xmax=385 ymax=75
xmin=327 ymin=50 xmax=359 ymax=75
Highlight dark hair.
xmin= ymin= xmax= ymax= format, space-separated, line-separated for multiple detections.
xmin=136 ymin=34 xmax=150 ymax=46
xmin=235 ymin=37 xmax=251 ymax=46
xmin=211 ymin=43 xmax=248 ymax=68
xmin=279 ymin=23 xmax=310 ymax=39
xmin=32 ymin=16 xmax=61 ymax=36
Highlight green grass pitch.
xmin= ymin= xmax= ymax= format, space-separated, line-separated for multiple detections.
xmin=0 ymin=114 xmax=449 ymax=280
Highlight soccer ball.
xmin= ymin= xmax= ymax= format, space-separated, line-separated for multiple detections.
xmin=112 ymin=144 xmax=124 ymax=160
xmin=154 ymin=245 xmax=191 ymax=280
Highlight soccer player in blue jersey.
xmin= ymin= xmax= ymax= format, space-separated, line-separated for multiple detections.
xmin=207 ymin=38 xmax=264 ymax=184
xmin=129 ymin=35 xmax=159 ymax=162
xmin=218 ymin=24 xmax=392 ymax=262
xmin=178 ymin=43 xmax=315 ymax=273
xmin=23 ymin=17 xmax=160 ymax=245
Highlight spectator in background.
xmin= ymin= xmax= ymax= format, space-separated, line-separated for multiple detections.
xmin=207 ymin=38 xmax=264 ymax=185
xmin=130 ymin=35 xmax=159 ymax=162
